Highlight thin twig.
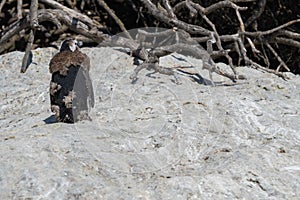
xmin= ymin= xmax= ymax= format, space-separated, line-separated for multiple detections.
xmin=242 ymin=19 xmax=300 ymax=37
xmin=265 ymin=42 xmax=290 ymax=72
xmin=161 ymin=0 xmax=176 ymax=19
xmin=96 ymin=0 xmax=132 ymax=39
xmin=250 ymin=60 xmax=288 ymax=80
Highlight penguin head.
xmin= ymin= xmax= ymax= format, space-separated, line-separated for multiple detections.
xmin=59 ymin=39 xmax=79 ymax=52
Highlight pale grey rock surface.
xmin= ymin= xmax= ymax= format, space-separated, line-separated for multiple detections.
xmin=0 ymin=47 xmax=299 ymax=199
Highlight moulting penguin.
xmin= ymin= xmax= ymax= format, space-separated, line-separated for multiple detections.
xmin=49 ymin=39 xmax=94 ymax=123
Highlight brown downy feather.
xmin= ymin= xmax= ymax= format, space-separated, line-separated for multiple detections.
xmin=49 ymin=49 xmax=90 ymax=75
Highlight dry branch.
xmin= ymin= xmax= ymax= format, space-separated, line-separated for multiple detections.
xmin=0 ymin=9 xmax=108 ymax=46
xmin=39 ymin=0 xmax=102 ymax=28
xmin=0 ymin=0 xmax=298 ymax=79
xmin=140 ymin=0 xmax=211 ymax=35
xmin=204 ymin=0 xmax=248 ymax=14
xmin=265 ymin=42 xmax=290 ymax=72
xmin=241 ymin=19 xmax=300 ymax=37
xmin=96 ymin=0 xmax=132 ymax=39
xmin=0 ymin=7 xmax=109 ymax=72
xmin=30 ymin=0 xmax=39 ymax=28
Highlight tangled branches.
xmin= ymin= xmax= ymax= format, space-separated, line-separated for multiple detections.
xmin=0 ymin=0 xmax=299 ymax=80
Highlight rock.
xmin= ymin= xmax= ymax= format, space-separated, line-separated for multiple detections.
xmin=0 ymin=47 xmax=299 ymax=199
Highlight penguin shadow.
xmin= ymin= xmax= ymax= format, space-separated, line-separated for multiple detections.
xmin=43 ymin=115 xmax=57 ymax=124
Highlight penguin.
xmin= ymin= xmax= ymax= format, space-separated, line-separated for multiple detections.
xmin=49 ymin=39 xmax=94 ymax=123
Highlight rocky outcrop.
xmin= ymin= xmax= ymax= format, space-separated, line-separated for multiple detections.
xmin=0 ymin=47 xmax=299 ymax=199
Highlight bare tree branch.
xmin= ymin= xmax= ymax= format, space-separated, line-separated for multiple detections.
xmin=96 ymin=0 xmax=132 ymax=39
xmin=0 ymin=0 xmax=298 ymax=80
xmin=242 ymin=19 xmax=300 ymax=37
xmin=265 ymin=42 xmax=290 ymax=72
xmin=140 ymin=0 xmax=211 ymax=36
xmin=39 ymin=0 xmax=102 ymax=28
xmin=30 ymin=0 xmax=39 ymax=28
xmin=0 ymin=9 xmax=108 ymax=47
